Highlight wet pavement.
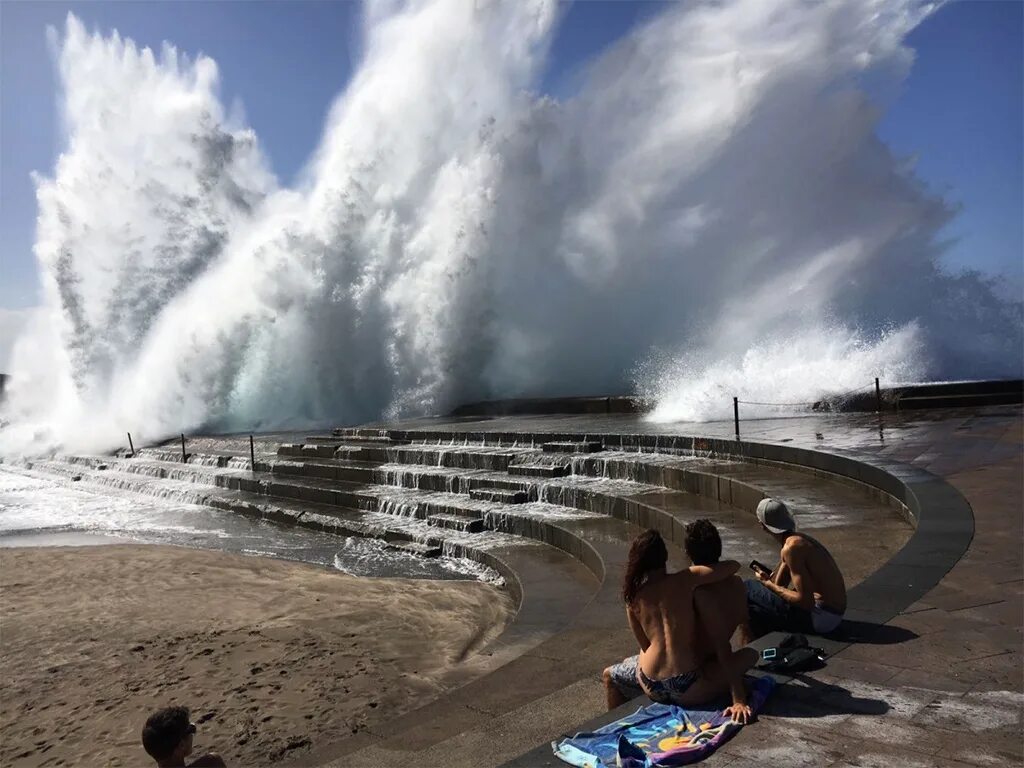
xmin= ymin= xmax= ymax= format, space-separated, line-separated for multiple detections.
xmin=319 ymin=405 xmax=1022 ymax=768
xmin=359 ymin=405 xmax=1022 ymax=474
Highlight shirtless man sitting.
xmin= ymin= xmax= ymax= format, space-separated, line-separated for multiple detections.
xmin=602 ymin=523 xmax=759 ymax=723
xmin=741 ymin=498 xmax=847 ymax=641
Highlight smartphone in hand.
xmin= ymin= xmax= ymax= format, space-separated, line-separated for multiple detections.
xmin=749 ymin=559 xmax=772 ymax=577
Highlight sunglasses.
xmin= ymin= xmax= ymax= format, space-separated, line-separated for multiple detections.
xmin=187 ymin=723 xmax=197 ymax=736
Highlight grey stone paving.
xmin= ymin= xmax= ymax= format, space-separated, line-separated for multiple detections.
xmin=322 ymin=406 xmax=1023 ymax=767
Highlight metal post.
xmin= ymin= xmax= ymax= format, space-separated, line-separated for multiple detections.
xmin=875 ymin=377 xmax=882 ymax=412
xmin=180 ymin=433 xmax=187 ymax=463
xmin=127 ymin=432 xmax=135 ymax=457
xmin=249 ymin=434 xmax=256 ymax=472
xmin=733 ymin=397 xmax=740 ymax=440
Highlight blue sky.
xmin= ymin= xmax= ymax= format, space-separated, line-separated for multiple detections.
xmin=1 ymin=0 xmax=1021 ymax=318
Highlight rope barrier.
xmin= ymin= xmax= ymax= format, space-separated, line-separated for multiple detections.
xmin=736 ymin=381 xmax=876 ymax=407
xmin=736 ymin=399 xmax=823 ymax=407
xmin=732 ymin=380 xmax=882 ymax=439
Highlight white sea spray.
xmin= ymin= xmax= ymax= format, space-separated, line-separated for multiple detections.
xmin=2 ymin=0 xmax=1021 ymax=454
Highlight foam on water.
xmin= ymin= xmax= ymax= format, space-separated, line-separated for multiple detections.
xmin=358 ymin=508 xmax=538 ymax=550
xmin=2 ymin=0 xmax=1022 ymax=457
xmin=0 ymin=466 xmax=206 ymax=535
xmin=332 ymin=537 xmax=504 ymax=584
xmin=0 ymin=466 xmax=500 ymax=582
xmin=360 ymin=486 xmax=602 ymax=522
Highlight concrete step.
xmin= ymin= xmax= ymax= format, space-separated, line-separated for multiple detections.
xmin=274 ymin=462 xmax=530 ymax=496
xmin=326 ymin=444 xmax=532 ymax=471
xmin=462 ymin=475 xmax=536 ymax=495
xmin=128 ymin=448 xmax=252 ymax=470
xmin=201 ymin=490 xmax=473 ymax=557
xmin=303 ymin=436 xmax=345 ymax=445
xmin=328 ymin=431 xmax=411 ymax=445
xmin=217 ymin=471 xmax=368 ymax=508
xmin=198 ymin=489 xmax=498 ymax=565
xmin=371 ymin=491 xmax=497 ymax=520
xmin=541 ymin=441 xmax=602 ymax=454
xmin=267 ymin=458 xmax=378 ymax=485
xmin=277 ymin=442 xmax=339 ymax=459
xmin=105 ymin=459 xmax=230 ymax=486
xmin=20 ymin=459 xmax=231 ymax=507
xmin=308 ymin=434 xmax=412 ymax=447
xmin=384 ymin=540 xmax=442 ymax=558
xmin=427 ymin=513 xmax=485 ymax=533
xmin=470 ymin=488 xmax=529 ymax=504
xmin=508 ymin=463 xmax=569 ymax=478
xmin=278 ymin=441 xmax=401 ymax=461
xmin=219 ymin=471 xmax=617 ymax=539
xmin=374 ymin=464 xmax=480 ymax=493
xmin=389 ymin=447 xmax=525 ymax=471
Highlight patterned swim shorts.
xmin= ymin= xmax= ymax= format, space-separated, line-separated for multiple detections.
xmin=638 ymin=666 xmax=698 ymax=704
xmin=606 ymin=655 xmax=699 ymax=704
xmin=606 ymin=655 xmax=644 ymax=699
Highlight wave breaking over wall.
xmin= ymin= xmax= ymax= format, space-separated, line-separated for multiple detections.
xmin=2 ymin=0 xmax=1021 ymax=453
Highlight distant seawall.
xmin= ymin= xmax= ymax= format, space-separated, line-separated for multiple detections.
xmin=448 ymin=379 xmax=1023 ymax=418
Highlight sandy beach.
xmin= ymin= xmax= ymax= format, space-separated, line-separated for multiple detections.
xmin=0 ymin=544 xmax=513 ymax=767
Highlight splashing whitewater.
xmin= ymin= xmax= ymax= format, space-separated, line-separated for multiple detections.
xmin=1 ymin=0 xmax=1020 ymax=454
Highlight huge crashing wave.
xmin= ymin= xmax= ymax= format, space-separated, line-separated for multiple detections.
xmin=1 ymin=0 xmax=1021 ymax=455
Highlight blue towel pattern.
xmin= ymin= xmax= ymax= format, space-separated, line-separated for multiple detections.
xmin=552 ymin=676 xmax=775 ymax=767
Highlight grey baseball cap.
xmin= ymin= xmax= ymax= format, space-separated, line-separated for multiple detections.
xmin=756 ymin=498 xmax=796 ymax=534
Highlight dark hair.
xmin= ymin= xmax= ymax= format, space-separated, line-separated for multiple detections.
xmin=142 ymin=706 xmax=191 ymax=761
xmin=684 ymin=519 xmax=721 ymax=566
xmin=622 ymin=529 xmax=667 ymax=603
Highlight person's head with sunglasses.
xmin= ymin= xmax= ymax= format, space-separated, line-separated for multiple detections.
xmin=142 ymin=706 xmax=226 ymax=767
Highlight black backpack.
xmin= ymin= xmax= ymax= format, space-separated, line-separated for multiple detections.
xmin=757 ymin=634 xmax=826 ymax=673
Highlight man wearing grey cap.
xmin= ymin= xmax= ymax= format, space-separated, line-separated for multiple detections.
xmin=742 ymin=498 xmax=847 ymax=639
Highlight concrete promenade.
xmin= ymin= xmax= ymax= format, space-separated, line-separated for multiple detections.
xmin=717 ymin=407 xmax=1023 ymax=767
xmin=665 ymin=407 xmax=1023 ymax=767
xmin=325 ymin=406 xmax=1022 ymax=767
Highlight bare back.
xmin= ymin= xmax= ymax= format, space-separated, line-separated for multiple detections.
xmin=629 ymin=571 xmax=703 ymax=680
xmin=784 ymin=533 xmax=846 ymax=612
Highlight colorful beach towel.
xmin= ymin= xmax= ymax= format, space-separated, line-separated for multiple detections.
xmin=552 ymin=676 xmax=775 ymax=767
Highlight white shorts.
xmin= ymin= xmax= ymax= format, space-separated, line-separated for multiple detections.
xmin=812 ymin=602 xmax=844 ymax=634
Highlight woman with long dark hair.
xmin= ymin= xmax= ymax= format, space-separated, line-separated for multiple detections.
xmin=621 ymin=529 xmax=668 ymax=604
xmin=602 ymin=524 xmax=757 ymax=723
